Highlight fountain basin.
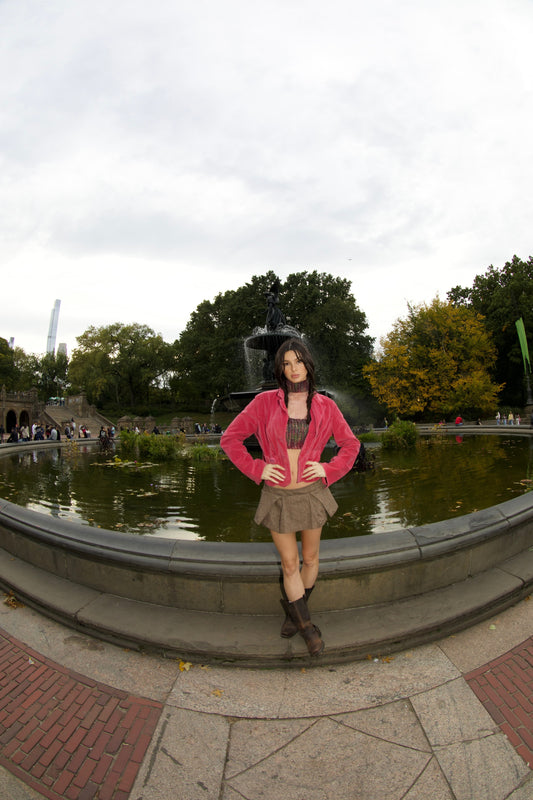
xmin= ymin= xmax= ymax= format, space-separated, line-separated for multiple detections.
xmin=0 ymin=429 xmax=532 ymax=665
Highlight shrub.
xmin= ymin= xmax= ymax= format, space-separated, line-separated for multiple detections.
xmin=357 ymin=431 xmax=381 ymax=443
xmin=118 ymin=430 xmax=138 ymax=457
xmin=146 ymin=434 xmax=181 ymax=461
xmin=381 ymin=420 xmax=419 ymax=450
xmin=118 ymin=431 xmax=224 ymax=462
xmin=118 ymin=430 xmax=185 ymax=461
xmin=187 ymin=443 xmax=223 ymax=461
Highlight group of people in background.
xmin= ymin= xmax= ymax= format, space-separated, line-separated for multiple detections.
xmin=1 ymin=423 xmax=60 ymax=443
xmin=495 ymin=411 xmax=524 ymax=426
xmin=0 ymin=419 xmax=112 ymax=444
xmin=194 ymin=422 xmax=222 ymax=434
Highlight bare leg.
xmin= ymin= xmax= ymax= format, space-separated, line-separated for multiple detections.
xmin=300 ymin=527 xmax=322 ymax=590
xmin=270 ymin=531 xmax=305 ymax=602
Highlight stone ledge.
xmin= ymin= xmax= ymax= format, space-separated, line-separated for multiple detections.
xmin=1 ymin=429 xmax=533 ymax=657
xmin=0 ymin=545 xmax=531 ymax=667
xmin=1 ymin=486 xmax=533 ymax=613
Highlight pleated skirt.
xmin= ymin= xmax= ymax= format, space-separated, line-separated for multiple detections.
xmin=254 ymin=481 xmax=338 ymax=534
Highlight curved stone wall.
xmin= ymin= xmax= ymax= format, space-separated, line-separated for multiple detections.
xmin=0 ymin=429 xmax=532 ymax=664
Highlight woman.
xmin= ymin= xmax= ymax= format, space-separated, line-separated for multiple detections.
xmin=221 ymin=338 xmax=360 ymax=656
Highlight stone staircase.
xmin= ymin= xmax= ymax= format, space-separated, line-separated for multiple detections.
xmin=42 ymin=406 xmax=114 ymax=438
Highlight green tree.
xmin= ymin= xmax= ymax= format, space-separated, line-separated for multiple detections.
xmin=282 ymin=271 xmax=373 ymax=392
xmin=363 ymin=298 xmax=502 ymax=419
xmin=37 ymin=351 xmax=69 ymax=401
xmin=174 ymin=272 xmax=278 ymax=407
xmin=0 ymin=338 xmax=16 ymax=389
xmin=0 ymin=341 xmax=54 ymax=396
xmin=68 ymin=323 xmax=174 ymax=409
xmin=175 ymin=270 xmax=374 ymax=417
xmin=12 ymin=348 xmax=41 ymax=392
xmin=448 ymin=255 xmax=533 ymax=405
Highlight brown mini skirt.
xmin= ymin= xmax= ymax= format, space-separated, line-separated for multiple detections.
xmin=254 ymin=481 xmax=338 ymax=534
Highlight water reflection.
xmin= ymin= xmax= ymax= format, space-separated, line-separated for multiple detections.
xmin=0 ymin=435 xmax=531 ymax=542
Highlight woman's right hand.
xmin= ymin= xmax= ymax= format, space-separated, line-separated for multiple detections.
xmin=261 ymin=463 xmax=286 ymax=484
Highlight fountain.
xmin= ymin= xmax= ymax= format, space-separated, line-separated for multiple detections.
xmin=246 ymin=281 xmax=301 ymax=383
xmin=218 ymin=281 xmax=302 ymax=410
xmin=221 ymin=280 xmax=328 ymax=411
xmin=0 ymin=285 xmax=532 ymax=664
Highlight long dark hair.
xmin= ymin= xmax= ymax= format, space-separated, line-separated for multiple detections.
xmin=274 ymin=338 xmax=316 ymax=422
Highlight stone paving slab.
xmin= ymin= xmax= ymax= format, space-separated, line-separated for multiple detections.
xmin=410 ymin=676 xmax=530 ymax=800
xmin=438 ymin=598 xmax=533 ymax=673
xmin=0 ymin=766 xmax=43 ymax=800
xmin=226 ymin=716 xmax=431 ymax=800
xmin=0 ymin=596 xmax=532 ymax=800
xmin=132 ymin=706 xmax=230 ymax=800
xmin=166 ymin=643 xmax=460 ymax=718
xmin=0 ymin=629 xmax=162 ymax=800
xmin=432 ymin=734 xmax=528 ymax=800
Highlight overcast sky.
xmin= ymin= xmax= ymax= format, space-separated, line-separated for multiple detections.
xmin=2 ymin=0 xmax=532 ymax=357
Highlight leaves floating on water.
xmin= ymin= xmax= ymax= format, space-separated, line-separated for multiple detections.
xmin=123 ymin=488 xmax=160 ymax=497
xmin=91 ymin=459 xmax=156 ymax=470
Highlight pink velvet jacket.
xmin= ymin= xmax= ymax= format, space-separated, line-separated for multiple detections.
xmin=220 ymin=389 xmax=360 ymax=488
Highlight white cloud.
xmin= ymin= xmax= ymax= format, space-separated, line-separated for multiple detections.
xmin=1 ymin=0 xmax=532 ymax=355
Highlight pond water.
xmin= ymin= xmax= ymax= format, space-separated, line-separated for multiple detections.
xmin=0 ymin=434 xmax=532 ymax=542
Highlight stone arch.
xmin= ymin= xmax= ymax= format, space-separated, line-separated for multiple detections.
xmin=5 ymin=409 xmax=17 ymax=433
xmin=19 ymin=409 xmax=30 ymax=428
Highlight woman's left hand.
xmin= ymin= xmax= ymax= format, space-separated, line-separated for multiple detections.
xmin=302 ymin=461 xmax=326 ymax=480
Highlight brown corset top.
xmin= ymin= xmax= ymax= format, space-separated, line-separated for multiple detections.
xmin=286 ymin=417 xmax=309 ymax=449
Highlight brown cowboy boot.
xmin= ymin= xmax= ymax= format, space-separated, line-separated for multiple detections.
xmin=280 ymin=586 xmax=314 ymax=638
xmin=286 ymin=595 xmax=324 ymax=656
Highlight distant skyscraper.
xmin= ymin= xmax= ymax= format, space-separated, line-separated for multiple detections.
xmin=8 ymin=337 xmax=14 ymax=349
xmin=57 ymin=342 xmax=67 ymax=357
xmin=46 ymin=299 xmax=61 ymax=355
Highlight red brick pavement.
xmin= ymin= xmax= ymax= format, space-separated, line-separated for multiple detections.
xmin=465 ymin=636 xmax=533 ymax=770
xmin=0 ymin=627 xmax=163 ymax=799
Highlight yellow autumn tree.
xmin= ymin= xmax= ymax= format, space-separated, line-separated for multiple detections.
xmin=363 ymin=298 xmax=503 ymax=419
